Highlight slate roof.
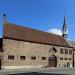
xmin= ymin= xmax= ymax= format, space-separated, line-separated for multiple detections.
xmin=3 ymin=22 xmax=70 ymax=47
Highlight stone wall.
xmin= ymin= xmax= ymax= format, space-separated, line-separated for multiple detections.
xmin=2 ymin=38 xmax=73 ymax=69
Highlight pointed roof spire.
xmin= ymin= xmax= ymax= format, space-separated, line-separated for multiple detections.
xmin=62 ymin=16 xmax=68 ymax=39
xmin=62 ymin=16 xmax=67 ymax=31
xmin=3 ymin=13 xmax=6 ymax=23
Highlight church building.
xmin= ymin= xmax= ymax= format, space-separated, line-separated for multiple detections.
xmin=0 ymin=14 xmax=74 ymax=69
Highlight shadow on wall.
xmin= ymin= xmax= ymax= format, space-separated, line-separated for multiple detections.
xmin=7 ymin=72 xmax=70 ymax=75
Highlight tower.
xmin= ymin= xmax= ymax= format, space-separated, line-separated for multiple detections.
xmin=3 ymin=13 xmax=6 ymax=23
xmin=62 ymin=16 xmax=68 ymax=39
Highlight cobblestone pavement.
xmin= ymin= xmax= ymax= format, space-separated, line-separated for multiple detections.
xmin=0 ymin=67 xmax=75 ymax=75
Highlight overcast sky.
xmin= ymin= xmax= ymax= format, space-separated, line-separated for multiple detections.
xmin=0 ymin=0 xmax=75 ymax=41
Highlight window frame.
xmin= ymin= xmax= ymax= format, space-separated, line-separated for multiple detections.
xmin=60 ymin=48 xmax=64 ymax=54
xmin=69 ymin=50 xmax=72 ymax=54
xmin=31 ymin=56 xmax=36 ymax=60
xmin=8 ymin=55 xmax=14 ymax=60
xmin=65 ymin=49 xmax=68 ymax=54
xmin=64 ymin=58 xmax=67 ymax=60
xmin=20 ymin=56 xmax=26 ymax=60
xmin=41 ymin=57 xmax=46 ymax=60
xmin=60 ymin=57 xmax=63 ymax=60
xmin=69 ymin=58 xmax=71 ymax=60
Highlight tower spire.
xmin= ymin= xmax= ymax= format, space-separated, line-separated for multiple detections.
xmin=3 ymin=13 xmax=6 ymax=23
xmin=62 ymin=16 xmax=68 ymax=39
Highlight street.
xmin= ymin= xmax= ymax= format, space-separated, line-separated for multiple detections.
xmin=0 ymin=67 xmax=75 ymax=75
xmin=7 ymin=72 xmax=69 ymax=75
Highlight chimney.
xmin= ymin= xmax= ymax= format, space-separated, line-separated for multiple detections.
xmin=3 ymin=13 xmax=6 ymax=23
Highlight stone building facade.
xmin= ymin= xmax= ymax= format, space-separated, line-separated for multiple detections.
xmin=0 ymin=15 xmax=74 ymax=69
xmin=0 ymin=22 xmax=73 ymax=69
xmin=2 ymin=38 xmax=73 ymax=69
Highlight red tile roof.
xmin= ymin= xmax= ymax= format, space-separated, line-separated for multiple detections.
xmin=3 ymin=22 xmax=70 ymax=47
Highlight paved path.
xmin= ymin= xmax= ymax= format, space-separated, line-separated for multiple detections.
xmin=0 ymin=67 xmax=75 ymax=75
xmin=5 ymin=72 xmax=69 ymax=75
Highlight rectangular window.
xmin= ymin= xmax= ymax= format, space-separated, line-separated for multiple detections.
xmin=64 ymin=58 xmax=67 ymax=60
xmin=65 ymin=49 xmax=68 ymax=54
xmin=31 ymin=56 xmax=36 ymax=60
xmin=69 ymin=58 xmax=71 ymax=60
xmin=41 ymin=57 xmax=46 ymax=60
xmin=69 ymin=50 xmax=72 ymax=54
xmin=20 ymin=56 xmax=26 ymax=60
xmin=60 ymin=48 xmax=63 ymax=54
xmin=60 ymin=57 xmax=63 ymax=60
xmin=8 ymin=55 xmax=14 ymax=60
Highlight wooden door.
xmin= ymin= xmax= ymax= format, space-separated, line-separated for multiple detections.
xmin=48 ymin=55 xmax=57 ymax=67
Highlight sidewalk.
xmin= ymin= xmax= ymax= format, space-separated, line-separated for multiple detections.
xmin=0 ymin=67 xmax=75 ymax=75
xmin=0 ymin=68 xmax=32 ymax=75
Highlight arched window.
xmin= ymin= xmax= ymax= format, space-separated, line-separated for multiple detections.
xmin=49 ymin=47 xmax=57 ymax=55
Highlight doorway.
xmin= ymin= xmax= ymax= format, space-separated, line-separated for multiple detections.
xmin=48 ymin=55 xmax=57 ymax=67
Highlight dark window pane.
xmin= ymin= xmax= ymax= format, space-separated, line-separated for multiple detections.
xmin=69 ymin=58 xmax=71 ymax=60
xmin=20 ymin=56 xmax=26 ymax=60
xmin=41 ymin=57 xmax=46 ymax=60
xmin=60 ymin=48 xmax=63 ymax=54
xmin=31 ymin=56 xmax=36 ymax=60
xmin=65 ymin=49 xmax=68 ymax=54
xmin=8 ymin=55 xmax=14 ymax=60
xmin=69 ymin=50 xmax=72 ymax=54
xmin=64 ymin=58 xmax=67 ymax=60
xmin=60 ymin=57 xmax=63 ymax=60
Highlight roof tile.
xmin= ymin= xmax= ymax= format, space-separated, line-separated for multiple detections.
xmin=3 ymin=22 xmax=70 ymax=47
